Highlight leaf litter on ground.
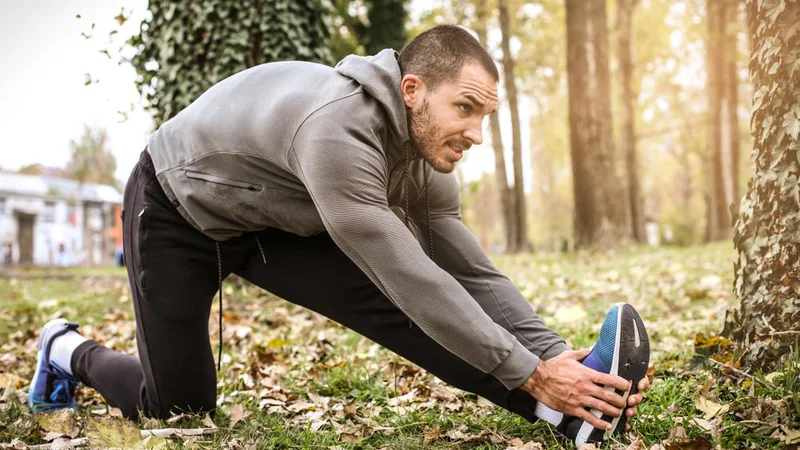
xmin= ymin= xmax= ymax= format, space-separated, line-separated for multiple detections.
xmin=1 ymin=244 xmax=795 ymax=449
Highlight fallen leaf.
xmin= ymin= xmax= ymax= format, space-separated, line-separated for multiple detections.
xmin=85 ymin=416 xmax=141 ymax=448
xmin=624 ymin=438 xmax=646 ymax=450
xmin=663 ymin=436 xmax=712 ymax=450
xmin=229 ymin=403 xmax=248 ymax=427
xmin=784 ymin=428 xmax=800 ymax=445
xmin=37 ymin=409 xmax=79 ymax=438
xmin=476 ymin=396 xmax=494 ymax=408
xmin=694 ymin=396 xmax=728 ymax=420
xmin=203 ymin=413 xmax=217 ymax=428
xmin=430 ymin=383 xmax=457 ymax=402
xmin=505 ymin=438 xmax=544 ymax=450
xmin=43 ymin=431 xmax=67 ymax=441
xmin=424 ymin=424 xmax=441 ymax=445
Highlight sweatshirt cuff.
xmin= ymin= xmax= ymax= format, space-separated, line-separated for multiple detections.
xmin=490 ymin=339 xmax=541 ymax=390
xmin=540 ymin=341 xmax=570 ymax=361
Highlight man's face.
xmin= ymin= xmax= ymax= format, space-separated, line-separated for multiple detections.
xmin=404 ymin=62 xmax=499 ymax=173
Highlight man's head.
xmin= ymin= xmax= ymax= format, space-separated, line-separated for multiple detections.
xmin=398 ymin=25 xmax=499 ymax=173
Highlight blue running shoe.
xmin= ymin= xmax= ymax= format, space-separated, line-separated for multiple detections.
xmin=557 ymin=303 xmax=650 ymax=447
xmin=28 ymin=319 xmax=80 ymax=413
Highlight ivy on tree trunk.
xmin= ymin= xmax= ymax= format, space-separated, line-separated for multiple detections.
xmin=723 ymin=0 xmax=800 ymax=372
xmin=129 ymin=0 xmax=333 ymax=127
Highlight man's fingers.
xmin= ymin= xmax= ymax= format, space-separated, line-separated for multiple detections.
xmin=628 ymin=393 xmax=643 ymax=406
xmin=626 ymin=406 xmax=637 ymax=417
xmin=573 ymin=408 xmax=611 ymax=431
xmin=591 ymin=385 xmax=627 ymax=408
xmin=592 ymin=372 xmax=632 ymax=392
xmin=561 ymin=348 xmax=591 ymax=361
xmin=639 ymin=377 xmax=650 ymax=391
xmin=587 ymin=396 xmax=622 ymax=418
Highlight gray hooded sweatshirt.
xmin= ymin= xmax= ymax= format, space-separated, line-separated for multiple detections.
xmin=148 ymin=49 xmax=567 ymax=390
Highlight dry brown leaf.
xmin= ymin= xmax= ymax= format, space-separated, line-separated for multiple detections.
xmin=423 ymin=424 xmax=441 ymax=445
xmin=430 ymin=383 xmax=457 ymax=402
xmin=476 ymin=396 xmax=494 ymax=408
xmin=624 ymin=438 xmax=647 ymax=450
xmin=694 ymin=396 xmax=728 ymax=420
xmin=203 ymin=412 xmax=217 ymax=429
xmin=505 ymin=438 xmax=544 ymax=449
xmin=229 ymin=403 xmax=247 ymax=427
xmin=663 ymin=436 xmax=712 ymax=450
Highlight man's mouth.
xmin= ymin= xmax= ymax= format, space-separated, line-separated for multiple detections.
xmin=446 ymin=142 xmax=470 ymax=161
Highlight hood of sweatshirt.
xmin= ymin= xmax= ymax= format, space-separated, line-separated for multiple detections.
xmin=335 ymin=49 xmax=410 ymax=147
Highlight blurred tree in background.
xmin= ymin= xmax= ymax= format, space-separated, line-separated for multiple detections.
xmin=326 ymin=0 xmax=409 ymax=61
xmin=65 ymin=125 xmax=118 ymax=188
xmin=566 ymin=0 xmax=629 ymax=250
xmin=128 ymin=0 xmax=333 ymax=126
xmin=724 ymin=0 xmax=800 ymax=372
xmin=498 ymin=0 xmax=531 ymax=252
xmin=705 ymin=0 xmax=742 ymax=242
xmin=616 ymin=0 xmax=646 ymax=243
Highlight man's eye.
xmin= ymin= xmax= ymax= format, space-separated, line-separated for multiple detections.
xmin=458 ymin=104 xmax=472 ymax=113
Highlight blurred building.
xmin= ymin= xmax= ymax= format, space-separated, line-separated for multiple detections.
xmin=0 ymin=172 xmax=122 ymax=267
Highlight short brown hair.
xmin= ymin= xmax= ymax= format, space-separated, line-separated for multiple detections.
xmin=398 ymin=25 xmax=499 ymax=91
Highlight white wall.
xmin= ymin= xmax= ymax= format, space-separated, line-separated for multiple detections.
xmin=0 ymin=195 xmax=96 ymax=266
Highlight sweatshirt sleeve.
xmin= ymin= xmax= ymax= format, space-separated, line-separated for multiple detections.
xmin=411 ymin=169 xmax=570 ymax=362
xmin=288 ymin=96 xmax=539 ymax=389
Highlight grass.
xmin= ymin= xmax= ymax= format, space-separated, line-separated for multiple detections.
xmin=1 ymin=242 xmax=797 ymax=449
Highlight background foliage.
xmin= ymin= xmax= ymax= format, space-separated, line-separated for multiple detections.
xmin=128 ymin=0 xmax=333 ymax=126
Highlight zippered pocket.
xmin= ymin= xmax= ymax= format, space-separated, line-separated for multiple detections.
xmin=184 ymin=170 xmax=263 ymax=192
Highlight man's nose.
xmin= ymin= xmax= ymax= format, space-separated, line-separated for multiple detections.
xmin=464 ymin=120 xmax=483 ymax=145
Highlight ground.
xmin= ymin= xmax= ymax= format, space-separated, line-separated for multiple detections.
xmin=0 ymin=243 xmax=797 ymax=449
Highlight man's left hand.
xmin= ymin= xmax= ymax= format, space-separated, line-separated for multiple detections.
xmin=623 ymin=376 xmax=650 ymax=431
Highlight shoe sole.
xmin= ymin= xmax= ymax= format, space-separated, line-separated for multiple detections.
xmin=569 ymin=303 xmax=650 ymax=446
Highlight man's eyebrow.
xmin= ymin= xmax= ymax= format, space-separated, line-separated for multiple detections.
xmin=462 ymin=94 xmax=498 ymax=114
xmin=462 ymin=94 xmax=485 ymax=106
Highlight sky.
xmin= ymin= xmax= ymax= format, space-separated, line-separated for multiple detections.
xmin=0 ymin=1 xmax=516 ymax=185
xmin=1 ymin=0 xmax=152 ymax=181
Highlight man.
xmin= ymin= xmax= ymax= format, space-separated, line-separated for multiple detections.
xmin=28 ymin=25 xmax=649 ymax=446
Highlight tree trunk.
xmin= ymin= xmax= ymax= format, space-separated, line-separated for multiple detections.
xmin=722 ymin=0 xmax=800 ymax=372
xmin=474 ymin=0 xmax=515 ymax=252
xmin=589 ymin=0 xmax=628 ymax=236
xmin=616 ymin=0 xmax=645 ymax=243
xmin=706 ymin=0 xmax=732 ymax=241
xmin=725 ymin=1 xmax=741 ymax=217
xmin=566 ymin=0 xmax=625 ymax=250
xmin=498 ymin=0 xmax=530 ymax=253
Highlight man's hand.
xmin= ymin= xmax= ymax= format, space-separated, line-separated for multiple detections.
xmin=521 ymin=349 xmax=634 ymax=430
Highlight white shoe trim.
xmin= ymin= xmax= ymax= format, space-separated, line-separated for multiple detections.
xmin=575 ymin=303 xmax=624 ymax=446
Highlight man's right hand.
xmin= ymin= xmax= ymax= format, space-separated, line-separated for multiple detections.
xmin=521 ymin=349 xmax=632 ymax=430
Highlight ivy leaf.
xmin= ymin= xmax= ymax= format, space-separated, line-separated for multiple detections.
xmin=783 ymin=105 xmax=800 ymax=141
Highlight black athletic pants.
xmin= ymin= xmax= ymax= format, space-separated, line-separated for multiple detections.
xmin=71 ymin=150 xmax=547 ymax=421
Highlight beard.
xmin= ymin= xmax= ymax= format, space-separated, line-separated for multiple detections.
xmin=408 ymin=97 xmax=454 ymax=174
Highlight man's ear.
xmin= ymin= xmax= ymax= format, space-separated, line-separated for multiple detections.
xmin=400 ymin=74 xmax=425 ymax=109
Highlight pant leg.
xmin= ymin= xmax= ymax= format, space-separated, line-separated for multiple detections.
xmin=72 ymin=150 xmax=251 ymax=419
xmin=234 ymin=228 xmax=540 ymax=422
